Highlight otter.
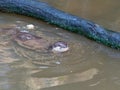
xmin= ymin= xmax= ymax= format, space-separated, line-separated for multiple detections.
xmin=0 ymin=28 xmax=69 ymax=53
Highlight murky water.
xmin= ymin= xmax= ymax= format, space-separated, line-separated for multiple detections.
xmin=0 ymin=0 xmax=120 ymax=90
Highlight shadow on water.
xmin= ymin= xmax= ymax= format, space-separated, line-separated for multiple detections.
xmin=0 ymin=0 xmax=120 ymax=90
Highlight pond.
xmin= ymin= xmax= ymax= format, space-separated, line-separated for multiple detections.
xmin=0 ymin=0 xmax=120 ymax=90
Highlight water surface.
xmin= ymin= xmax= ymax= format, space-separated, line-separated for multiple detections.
xmin=0 ymin=0 xmax=120 ymax=90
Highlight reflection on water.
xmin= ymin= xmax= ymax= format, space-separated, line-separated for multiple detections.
xmin=0 ymin=0 xmax=120 ymax=90
xmin=26 ymin=68 xmax=98 ymax=89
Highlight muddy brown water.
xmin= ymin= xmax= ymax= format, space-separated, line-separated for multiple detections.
xmin=0 ymin=0 xmax=120 ymax=90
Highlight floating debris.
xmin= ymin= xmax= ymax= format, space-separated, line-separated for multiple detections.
xmin=26 ymin=24 xmax=35 ymax=29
